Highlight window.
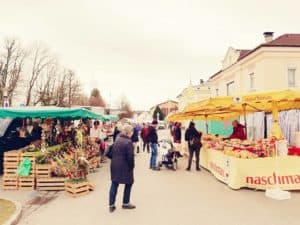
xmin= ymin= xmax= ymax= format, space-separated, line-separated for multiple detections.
xmin=215 ymin=88 xmax=219 ymax=96
xmin=249 ymin=73 xmax=254 ymax=90
xmin=288 ymin=68 xmax=296 ymax=87
xmin=226 ymin=81 xmax=235 ymax=96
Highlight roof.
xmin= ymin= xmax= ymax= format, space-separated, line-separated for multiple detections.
xmin=176 ymin=84 xmax=209 ymax=98
xmin=210 ymin=33 xmax=300 ymax=80
xmin=237 ymin=49 xmax=252 ymax=60
xmin=238 ymin=34 xmax=300 ymax=61
xmin=150 ymin=100 xmax=178 ymax=110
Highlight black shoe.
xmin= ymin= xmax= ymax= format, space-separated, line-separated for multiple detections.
xmin=122 ymin=204 xmax=136 ymax=209
xmin=186 ymin=168 xmax=191 ymax=171
xmin=109 ymin=206 xmax=116 ymax=213
xmin=196 ymin=168 xmax=201 ymax=171
xmin=152 ymin=167 xmax=160 ymax=171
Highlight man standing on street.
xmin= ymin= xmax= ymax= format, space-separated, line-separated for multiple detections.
xmin=108 ymin=124 xmax=136 ymax=213
xmin=148 ymin=120 xmax=159 ymax=170
xmin=185 ymin=121 xmax=202 ymax=171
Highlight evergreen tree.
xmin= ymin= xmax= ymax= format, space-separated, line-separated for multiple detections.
xmin=153 ymin=106 xmax=165 ymax=120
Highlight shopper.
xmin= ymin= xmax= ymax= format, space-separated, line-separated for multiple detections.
xmin=109 ymin=124 xmax=136 ymax=213
xmin=131 ymin=124 xmax=140 ymax=153
xmin=173 ymin=122 xmax=182 ymax=152
xmin=113 ymin=123 xmax=121 ymax=142
xmin=185 ymin=121 xmax=202 ymax=171
xmin=148 ymin=120 xmax=159 ymax=169
xmin=90 ymin=120 xmax=101 ymax=140
xmin=141 ymin=123 xmax=150 ymax=153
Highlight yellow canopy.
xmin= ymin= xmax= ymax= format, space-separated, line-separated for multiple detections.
xmin=168 ymin=110 xmax=239 ymax=122
xmin=168 ymin=89 xmax=300 ymax=123
xmin=240 ymin=89 xmax=300 ymax=113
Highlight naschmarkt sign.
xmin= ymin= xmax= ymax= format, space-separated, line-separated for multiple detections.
xmin=201 ymin=148 xmax=300 ymax=190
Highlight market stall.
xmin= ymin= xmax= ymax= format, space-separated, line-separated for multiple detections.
xmin=169 ymin=89 xmax=300 ymax=190
xmin=0 ymin=107 xmax=110 ymax=195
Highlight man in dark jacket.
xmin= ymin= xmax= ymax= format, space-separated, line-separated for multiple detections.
xmin=185 ymin=121 xmax=202 ymax=171
xmin=109 ymin=124 xmax=136 ymax=213
xmin=148 ymin=120 xmax=158 ymax=169
xmin=131 ymin=124 xmax=140 ymax=153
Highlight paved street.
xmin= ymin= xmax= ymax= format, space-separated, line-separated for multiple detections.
xmin=1 ymin=130 xmax=300 ymax=225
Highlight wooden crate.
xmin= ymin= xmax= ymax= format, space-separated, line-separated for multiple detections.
xmin=20 ymin=152 xmax=36 ymax=165
xmin=65 ymin=181 xmax=90 ymax=197
xmin=2 ymin=176 xmax=18 ymax=190
xmin=4 ymin=150 xmax=20 ymax=165
xmin=18 ymin=177 xmax=35 ymax=190
xmin=3 ymin=164 xmax=18 ymax=176
xmin=36 ymin=177 xmax=66 ymax=191
xmin=36 ymin=164 xmax=51 ymax=178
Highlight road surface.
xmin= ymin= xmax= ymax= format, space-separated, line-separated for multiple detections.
xmin=1 ymin=129 xmax=300 ymax=225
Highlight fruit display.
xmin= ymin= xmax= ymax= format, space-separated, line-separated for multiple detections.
xmin=202 ymin=135 xmax=277 ymax=159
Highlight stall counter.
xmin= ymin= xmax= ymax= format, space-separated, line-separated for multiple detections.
xmin=200 ymin=148 xmax=300 ymax=190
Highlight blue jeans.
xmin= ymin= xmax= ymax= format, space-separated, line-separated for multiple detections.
xmin=109 ymin=182 xmax=133 ymax=206
xmin=150 ymin=143 xmax=158 ymax=168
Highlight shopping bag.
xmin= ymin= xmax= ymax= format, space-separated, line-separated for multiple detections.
xmin=17 ymin=157 xmax=32 ymax=177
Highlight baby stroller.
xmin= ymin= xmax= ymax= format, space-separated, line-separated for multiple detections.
xmin=157 ymin=139 xmax=182 ymax=171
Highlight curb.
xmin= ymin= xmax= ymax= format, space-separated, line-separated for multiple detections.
xmin=3 ymin=199 xmax=22 ymax=225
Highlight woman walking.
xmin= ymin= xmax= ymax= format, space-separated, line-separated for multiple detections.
xmin=108 ymin=124 xmax=136 ymax=213
xmin=185 ymin=121 xmax=202 ymax=171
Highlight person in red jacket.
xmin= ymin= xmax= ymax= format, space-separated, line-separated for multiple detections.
xmin=140 ymin=123 xmax=150 ymax=153
xmin=227 ymin=120 xmax=246 ymax=140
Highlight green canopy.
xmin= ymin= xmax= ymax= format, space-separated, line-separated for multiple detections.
xmin=104 ymin=115 xmax=118 ymax=122
xmin=0 ymin=107 xmax=107 ymax=121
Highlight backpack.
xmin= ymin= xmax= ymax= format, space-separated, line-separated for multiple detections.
xmin=190 ymin=136 xmax=201 ymax=149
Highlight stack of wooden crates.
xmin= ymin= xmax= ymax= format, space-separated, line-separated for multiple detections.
xmin=2 ymin=151 xmax=36 ymax=190
xmin=2 ymin=150 xmax=65 ymax=191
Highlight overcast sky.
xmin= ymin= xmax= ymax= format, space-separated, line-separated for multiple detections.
xmin=0 ymin=0 xmax=300 ymax=110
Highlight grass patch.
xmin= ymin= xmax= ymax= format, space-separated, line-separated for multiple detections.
xmin=0 ymin=199 xmax=16 ymax=224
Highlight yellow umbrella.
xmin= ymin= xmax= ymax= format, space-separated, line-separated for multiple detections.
xmin=240 ymin=89 xmax=300 ymax=139
xmin=241 ymin=89 xmax=300 ymax=112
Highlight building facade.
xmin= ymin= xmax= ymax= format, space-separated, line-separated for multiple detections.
xmin=209 ymin=33 xmax=300 ymax=97
xmin=150 ymin=100 xmax=178 ymax=118
xmin=177 ymin=82 xmax=211 ymax=111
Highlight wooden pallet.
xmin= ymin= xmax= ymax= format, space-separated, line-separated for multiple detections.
xmin=20 ymin=152 xmax=36 ymax=165
xmin=36 ymin=164 xmax=52 ymax=178
xmin=2 ymin=175 xmax=18 ymax=190
xmin=36 ymin=177 xmax=66 ymax=191
xmin=18 ymin=177 xmax=35 ymax=190
xmin=88 ymin=182 xmax=96 ymax=191
xmin=4 ymin=150 xmax=20 ymax=165
xmin=65 ymin=181 xmax=90 ymax=197
xmin=3 ymin=164 xmax=18 ymax=176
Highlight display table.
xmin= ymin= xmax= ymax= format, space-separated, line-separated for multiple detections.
xmin=200 ymin=148 xmax=300 ymax=190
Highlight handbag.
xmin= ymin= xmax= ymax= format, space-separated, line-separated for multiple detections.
xmin=106 ymin=144 xmax=114 ymax=159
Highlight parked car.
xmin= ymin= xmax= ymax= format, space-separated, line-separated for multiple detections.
xmin=158 ymin=121 xmax=167 ymax=130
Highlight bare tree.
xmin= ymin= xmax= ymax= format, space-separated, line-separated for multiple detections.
xmin=0 ymin=38 xmax=26 ymax=104
xmin=89 ymin=88 xmax=106 ymax=107
xmin=34 ymin=64 xmax=58 ymax=106
xmin=118 ymin=95 xmax=133 ymax=119
xmin=55 ymin=71 xmax=67 ymax=107
xmin=66 ymin=70 xmax=81 ymax=106
xmin=25 ymin=43 xmax=54 ymax=106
